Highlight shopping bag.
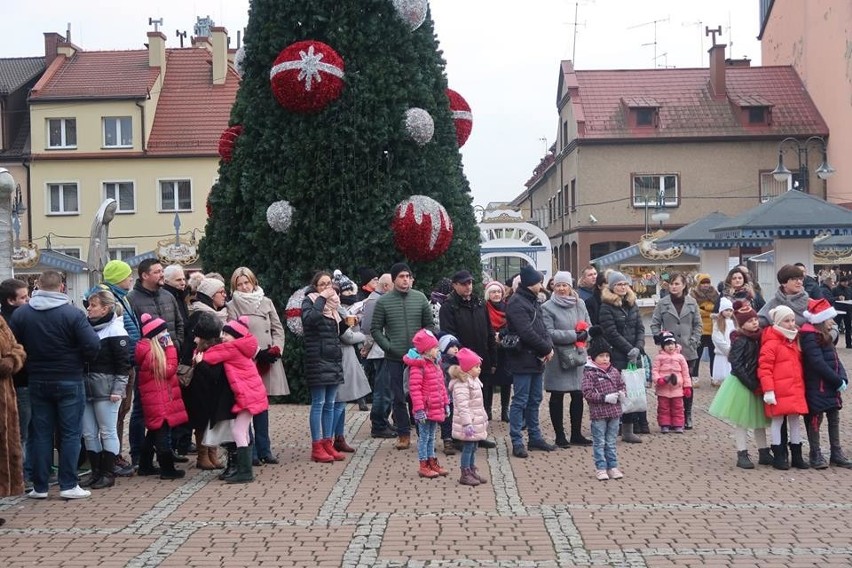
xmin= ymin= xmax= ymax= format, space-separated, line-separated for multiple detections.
xmin=621 ymin=364 xmax=648 ymax=414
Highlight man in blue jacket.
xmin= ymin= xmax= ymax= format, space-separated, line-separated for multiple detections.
xmin=10 ymin=270 xmax=100 ymax=499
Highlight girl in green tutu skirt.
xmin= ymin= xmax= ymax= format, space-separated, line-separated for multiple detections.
xmin=709 ymin=300 xmax=771 ymax=469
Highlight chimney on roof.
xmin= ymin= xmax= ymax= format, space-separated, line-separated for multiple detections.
xmin=44 ymin=32 xmax=65 ymax=67
xmin=210 ymin=27 xmax=228 ymax=85
xmin=708 ymin=43 xmax=727 ymax=99
xmin=147 ymin=31 xmax=167 ymax=75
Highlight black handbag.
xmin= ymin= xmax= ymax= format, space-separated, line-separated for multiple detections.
xmin=499 ymin=310 xmax=536 ymax=351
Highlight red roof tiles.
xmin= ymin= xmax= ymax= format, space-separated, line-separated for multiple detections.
xmin=565 ymin=65 xmax=828 ymax=140
xmin=30 ymin=51 xmax=158 ymax=100
xmin=146 ymin=49 xmax=239 ymax=156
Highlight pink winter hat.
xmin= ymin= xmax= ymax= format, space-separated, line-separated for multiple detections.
xmin=456 ymin=348 xmax=482 ymax=373
xmin=223 ymin=315 xmax=250 ymax=339
xmin=140 ymin=313 xmax=167 ymax=339
xmin=412 ymin=328 xmax=439 ymax=354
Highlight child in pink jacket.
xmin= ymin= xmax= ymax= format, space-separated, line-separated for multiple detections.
xmin=652 ymin=331 xmax=692 ymax=433
xmin=449 ymin=348 xmax=489 ymax=487
xmin=200 ymin=316 xmax=269 ymax=484
xmin=404 ymin=329 xmax=450 ymax=480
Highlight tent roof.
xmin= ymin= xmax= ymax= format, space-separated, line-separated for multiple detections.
xmin=656 ymin=212 xmax=772 ymax=249
xmin=713 ymin=191 xmax=852 ymax=239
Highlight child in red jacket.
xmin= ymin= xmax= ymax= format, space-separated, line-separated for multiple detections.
xmin=404 ymin=329 xmax=450 ymax=479
xmin=652 ymin=331 xmax=692 ymax=433
xmin=135 ymin=314 xmax=188 ymax=480
xmin=200 ymin=316 xmax=270 ymax=484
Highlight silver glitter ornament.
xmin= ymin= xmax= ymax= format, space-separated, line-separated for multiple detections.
xmin=392 ymin=0 xmax=428 ymax=31
xmin=234 ymin=46 xmax=246 ymax=77
xmin=266 ymin=200 xmax=294 ymax=233
xmin=404 ymin=107 xmax=434 ymax=146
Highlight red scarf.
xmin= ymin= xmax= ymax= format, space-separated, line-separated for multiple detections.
xmin=486 ymin=300 xmax=507 ymax=331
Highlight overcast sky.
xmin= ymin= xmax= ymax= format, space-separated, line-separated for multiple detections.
xmin=3 ymin=0 xmax=761 ymax=207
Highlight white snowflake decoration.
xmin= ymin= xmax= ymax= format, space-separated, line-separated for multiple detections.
xmin=404 ymin=107 xmax=434 ymax=146
xmin=397 ymin=195 xmax=451 ymax=250
xmin=392 ymin=0 xmax=428 ymax=31
xmin=266 ymin=200 xmax=294 ymax=233
xmin=234 ymin=46 xmax=246 ymax=77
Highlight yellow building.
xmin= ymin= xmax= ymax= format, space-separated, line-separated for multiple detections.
xmin=27 ymin=28 xmax=238 ymax=265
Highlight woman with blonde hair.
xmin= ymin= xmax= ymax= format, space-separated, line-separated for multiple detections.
xmin=227 ymin=267 xmax=288 ymax=465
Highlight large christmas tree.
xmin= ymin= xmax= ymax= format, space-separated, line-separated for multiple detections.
xmin=200 ymin=0 xmax=481 ymax=393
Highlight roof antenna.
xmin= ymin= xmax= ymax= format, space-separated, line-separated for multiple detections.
xmin=65 ymin=23 xmax=72 ymax=43
xmin=628 ymin=16 xmax=670 ymax=67
xmin=176 ymin=29 xmax=187 ymax=47
xmin=565 ymin=1 xmax=586 ymax=64
xmin=148 ymin=17 xmax=164 ymax=32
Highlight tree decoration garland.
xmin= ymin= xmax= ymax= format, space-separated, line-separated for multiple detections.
xmin=404 ymin=107 xmax=434 ymax=146
xmin=446 ymin=88 xmax=473 ymax=147
xmin=391 ymin=195 xmax=454 ymax=261
xmin=270 ymin=40 xmax=345 ymax=113
xmin=285 ymin=285 xmax=311 ymax=335
xmin=217 ymin=125 xmax=243 ymax=163
xmin=392 ymin=0 xmax=428 ymax=31
xmin=206 ymin=195 xmax=213 ymax=218
xmin=266 ymin=200 xmax=295 ymax=233
xmin=234 ymin=46 xmax=246 ymax=77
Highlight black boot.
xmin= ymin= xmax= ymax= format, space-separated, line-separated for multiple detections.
xmin=789 ymin=443 xmax=809 ymax=469
xmin=771 ymin=444 xmax=789 ymax=470
xmin=736 ymin=450 xmax=754 ymax=469
xmin=636 ymin=411 xmax=651 ymax=434
xmin=826 ymin=409 xmax=852 ymax=468
xmin=683 ymin=396 xmax=693 ymax=430
xmin=549 ymin=395 xmax=569 ymax=448
xmin=218 ymin=443 xmax=239 ymax=480
xmin=483 ymin=385 xmax=494 ymax=422
xmin=569 ymin=393 xmax=592 ymax=445
xmin=81 ymin=451 xmax=102 ymax=488
xmin=805 ymin=417 xmax=828 ymax=469
xmin=157 ymin=451 xmax=186 ymax=480
xmin=757 ymin=447 xmax=773 ymax=466
xmin=92 ymin=452 xmax=116 ymax=489
xmin=137 ymin=447 xmax=160 ymax=476
xmin=225 ymin=446 xmax=254 ymax=484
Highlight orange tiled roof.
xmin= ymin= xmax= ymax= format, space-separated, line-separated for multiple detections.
xmin=147 ymin=49 xmax=239 ymax=156
xmin=565 ymin=65 xmax=828 ymax=140
xmin=29 ymin=51 xmax=158 ymax=100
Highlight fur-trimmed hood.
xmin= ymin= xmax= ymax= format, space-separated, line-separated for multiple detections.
xmin=601 ymin=285 xmax=636 ymax=308
xmin=691 ymin=285 xmax=719 ymax=304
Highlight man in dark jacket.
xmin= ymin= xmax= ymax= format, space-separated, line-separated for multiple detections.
xmin=371 ymin=262 xmax=433 ymax=450
xmin=505 ymin=265 xmax=555 ymax=458
xmin=439 ymin=269 xmax=497 ymax=448
xmin=795 ymin=263 xmax=823 ymax=300
xmin=0 ymin=278 xmax=30 ymax=488
xmin=10 ymin=270 xmax=100 ymax=499
xmin=833 ymin=275 xmax=852 ymax=348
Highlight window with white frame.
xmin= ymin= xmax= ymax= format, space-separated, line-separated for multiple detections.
xmin=759 ymin=171 xmax=792 ymax=203
xmin=109 ymin=247 xmax=136 ymax=261
xmin=47 ymin=183 xmax=79 ymax=214
xmin=53 ymin=248 xmax=81 ymax=259
xmin=103 ymin=117 xmax=132 ymax=148
xmin=159 ymin=179 xmax=192 ymax=212
xmin=631 ymin=174 xmax=679 ymax=208
xmin=47 ymin=118 xmax=77 ymax=148
xmin=103 ymin=181 xmax=135 ymax=213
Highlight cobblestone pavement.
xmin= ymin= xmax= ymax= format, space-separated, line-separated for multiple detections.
xmin=3 ymin=346 xmax=852 ymax=567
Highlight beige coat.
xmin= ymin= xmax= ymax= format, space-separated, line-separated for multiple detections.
xmin=227 ymin=293 xmax=290 ymax=397
xmin=449 ymin=368 xmax=488 ymax=442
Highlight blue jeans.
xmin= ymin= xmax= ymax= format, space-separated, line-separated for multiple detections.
xmin=591 ymin=418 xmax=620 ymax=470
xmin=369 ymin=359 xmax=393 ymax=433
xmin=29 ymin=380 xmax=85 ymax=492
xmin=129 ymin=380 xmax=145 ymax=463
xmin=82 ymin=399 xmax=121 ymax=454
xmin=417 ymin=420 xmax=437 ymax=461
xmin=387 ymin=360 xmax=410 ymax=436
xmin=16 ymin=386 xmax=31 ymax=481
xmin=309 ymin=385 xmax=337 ymax=441
xmin=333 ymin=401 xmax=346 ymax=436
xmin=509 ymin=373 xmax=544 ymax=447
xmin=460 ymin=441 xmax=477 ymax=469
xmin=251 ymin=410 xmax=272 ymax=460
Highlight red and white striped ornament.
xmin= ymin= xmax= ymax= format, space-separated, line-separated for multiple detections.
xmin=217 ymin=125 xmax=243 ymax=162
xmin=446 ymin=88 xmax=473 ymax=147
xmin=285 ymin=286 xmax=311 ymax=335
xmin=270 ymin=40 xmax=345 ymax=114
xmin=391 ymin=195 xmax=454 ymax=261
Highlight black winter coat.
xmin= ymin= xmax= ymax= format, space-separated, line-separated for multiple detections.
xmin=800 ymin=325 xmax=847 ymax=414
xmin=439 ymin=292 xmax=496 ymax=371
xmin=301 ymin=293 xmax=344 ymax=387
xmin=597 ymin=287 xmax=644 ymax=371
xmin=183 ymin=352 xmax=236 ymax=430
xmin=728 ymin=331 xmax=760 ymax=392
xmin=127 ymin=280 xmax=185 ymax=352
xmin=504 ymin=287 xmax=552 ymax=374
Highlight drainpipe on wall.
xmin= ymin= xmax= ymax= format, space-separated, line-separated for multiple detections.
xmin=136 ymin=98 xmax=146 ymax=151
xmin=22 ymin=159 xmax=31 ymax=241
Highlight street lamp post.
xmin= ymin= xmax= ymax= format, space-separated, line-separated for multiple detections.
xmin=643 ymin=186 xmax=669 ymax=235
xmin=770 ymin=136 xmax=835 ymax=194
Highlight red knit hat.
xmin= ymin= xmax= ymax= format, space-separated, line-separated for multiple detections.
xmin=140 ymin=313 xmax=168 ymax=339
xmin=456 ymin=348 xmax=482 ymax=373
xmin=804 ymin=298 xmax=842 ymax=324
xmin=732 ymin=300 xmax=758 ymax=328
xmin=412 ymin=328 xmax=438 ymax=353
xmin=223 ymin=315 xmax=250 ymax=339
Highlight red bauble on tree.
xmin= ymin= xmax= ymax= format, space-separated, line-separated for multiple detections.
xmin=269 ymin=40 xmax=345 ymax=114
xmin=446 ymin=88 xmax=473 ymax=147
xmin=218 ymin=125 xmax=243 ymax=162
xmin=391 ymin=195 xmax=454 ymax=261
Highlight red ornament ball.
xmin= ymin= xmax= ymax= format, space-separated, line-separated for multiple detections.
xmin=391 ymin=195 xmax=454 ymax=261
xmin=446 ymin=88 xmax=473 ymax=147
xmin=270 ymin=40 xmax=345 ymax=114
xmin=218 ymin=125 xmax=243 ymax=163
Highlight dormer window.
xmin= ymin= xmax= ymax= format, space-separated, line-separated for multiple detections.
xmin=622 ymin=97 xmax=659 ymax=129
xmin=748 ymin=106 xmax=768 ymax=124
xmin=732 ymin=95 xmax=772 ymax=127
xmin=635 ymin=108 xmax=655 ymax=127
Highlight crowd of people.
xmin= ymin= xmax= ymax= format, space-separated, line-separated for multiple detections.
xmin=0 ymin=258 xmax=850 ymax=520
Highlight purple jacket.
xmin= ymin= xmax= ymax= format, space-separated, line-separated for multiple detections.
xmin=582 ymin=361 xmax=625 ymax=420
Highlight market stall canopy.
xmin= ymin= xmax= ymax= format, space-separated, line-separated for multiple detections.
xmin=591 ymin=241 xmax=701 ymax=267
xmin=656 ymin=212 xmax=772 ymax=249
